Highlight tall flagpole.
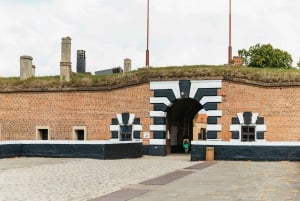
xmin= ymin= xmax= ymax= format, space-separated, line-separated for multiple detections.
xmin=228 ymin=0 xmax=232 ymax=64
xmin=146 ymin=0 xmax=150 ymax=68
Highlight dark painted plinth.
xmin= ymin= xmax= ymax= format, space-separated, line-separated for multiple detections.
xmin=191 ymin=145 xmax=300 ymax=161
xmin=0 ymin=143 xmax=142 ymax=160
xmin=0 ymin=144 xmax=22 ymax=158
xmin=143 ymin=145 xmax=167 ymax=156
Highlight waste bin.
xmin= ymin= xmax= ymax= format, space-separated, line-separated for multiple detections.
xmin=206 ymin=147 xmax=214 ymax=161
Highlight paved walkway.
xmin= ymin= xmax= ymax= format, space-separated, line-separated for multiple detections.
xmin=0 ymin=156 xmax=299 ymax=201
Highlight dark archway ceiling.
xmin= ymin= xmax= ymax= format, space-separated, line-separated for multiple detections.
xmin=167 ymin=98 xmax=203 ymax=123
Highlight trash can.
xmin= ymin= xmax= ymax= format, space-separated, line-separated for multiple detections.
xmin=206 ymin=147 xmax=214 ymax=161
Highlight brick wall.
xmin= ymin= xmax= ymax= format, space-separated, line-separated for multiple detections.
xmin=0 ymin=84 xmax=152 ymax=141
xmin=219 ymin=81 xmax=300 ymax=141
xmin=0 ymin=80 xmax=299 ymax=142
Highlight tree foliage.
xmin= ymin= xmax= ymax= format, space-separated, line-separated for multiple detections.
xmin=297 ymin=58 xmax=300 ymax=68
xmin=238 ymin=43 xmax=293 ymax=68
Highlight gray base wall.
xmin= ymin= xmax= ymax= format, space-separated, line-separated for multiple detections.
xmin=191 ymin=145 xmax=300 ymax=161
xmin=0 ymin=143 xmax=143 ymax=160
xmin=143 ymin=145 xmax=167 ymax=156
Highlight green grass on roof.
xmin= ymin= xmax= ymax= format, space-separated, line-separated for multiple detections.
xmin=0 ymin=65 xmax=300 ymax=90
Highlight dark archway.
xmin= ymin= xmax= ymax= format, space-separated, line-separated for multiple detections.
xmin=166 ymin=98 xmax=203 ymax=153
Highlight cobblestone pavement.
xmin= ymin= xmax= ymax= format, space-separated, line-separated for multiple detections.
xmin=0 ymin=156 xmax=299 ymax=201
xmin=0 ymin=155 xmax=197 ymax=201
xmin=129 ymin=161 xmax=300 ymax=201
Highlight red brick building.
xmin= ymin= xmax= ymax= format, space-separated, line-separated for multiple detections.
xmin=0 ymin=78 xmax=299 ymax=160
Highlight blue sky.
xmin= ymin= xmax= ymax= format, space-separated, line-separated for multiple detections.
xmin=0 ymin=0 xmax=300 ymax=76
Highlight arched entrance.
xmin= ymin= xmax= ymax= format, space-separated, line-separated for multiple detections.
xmin=149 ymin=80 xmax=222 ymax=156
xmin=166 ymin=98 xmax=203 ymax=153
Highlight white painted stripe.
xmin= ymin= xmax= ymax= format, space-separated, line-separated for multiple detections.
xmin=230 ymin=125 xmax=240 ymax=131
xmin=150 ymin=81 xmax=181 ymax=99
xmin=150 ymin=125 xmax=166 ymax=131
xmin=191 ymin=140 xmax=300 ymax=146
xmin=252 ymin=113 xmax=258 ymax=124
xmin=256 ymin=124 xmax=267 ymax=132
xmin=149 ymin=139 xmax=166 ymax=145
xmin=189 ymin=80 xmax=222 ymax=98
xmin=206 ymin=124 xmax=222 ymax=131
xmin=200 ymin=96 xmax=222 ymax=105
xmin=150 ymin=111 xmax=167 ymax=117
xmin=116 ymin=114 xmax=123 ymax=125
xmin=0 ymin=140 xmax=142 ymax=145
xmin=133 ymin=124 xmax=142 ymax=131
xmin=110 ymin=125 xmax=120 ymax=131
xmin=206 ymin=110 xmax=222 ymax=117
xmin=128 ymin=113 xmax=135 ymax=125
xmin=237 ymin=113 xmax=244 ymax=124
xmin=150 ymin=97 xmax=172 ymax=107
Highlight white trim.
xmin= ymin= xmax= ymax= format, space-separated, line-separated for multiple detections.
xmin=150 ymin=125 xmax=166 ymax=131
xmin=133 ymin=124 xmax=142 ymax=131
xmin=230 ymin=125 xmax=240 ymax=131
xmin=150 ymin=81 xmax=181 ymax=99
xmin=256 ymin=124 xmax=267 ymax=132
xmin=200 ymin=96 xmax=222 ymax=105
xmin=110 ymin=125 xmax=120 ymax=131
xmin=150 ymin=111 xmax=167 ymax=117
xmin=116 ymin=114 xmax=123 ymax=125
xmin=191 ymin=140 xmax=300 ymax=146
xmin=251 ymin=113 xmax=258 ymax=124
xmin=237 ymin=113 xmax=244 ymax=124
xmin=189 ymin=80 xmax=222 ymax=98
xmin=206 ymin=110 xmax=222 ymax=117
xmin=150 ymin=97 xmax=172 ymax=107
xmin=206 ymin=124 xmax=222 ymax=131
xmin=128 ymin=113 xmax=135 ymax=125
xmin=0 ymin=140 xmax=142 ymax=145
xmin=149 ymin=139 xmax=166 ymax=145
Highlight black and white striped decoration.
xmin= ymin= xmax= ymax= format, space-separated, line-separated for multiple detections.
xmin=150 ymin=80 xmax=222 ymax=145
xmin=230 ymin=111 xmax=266 ymax=141
xmin=110 ymin=112 xmax=142 ymax=141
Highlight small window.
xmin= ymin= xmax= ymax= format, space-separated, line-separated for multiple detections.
xmin=75 ymin=130 xmax=85 ymax=140
xmin=120 ymin=125 xmax=132 ymax=141
xmin=198 ymin=128 xmax=206 ymax=140
xmin=38 ymin=129 xmax=49 ymax=140
xmin=73 ymin=126 xmax=87 ymax=140
xmin=242 ymin=126 xmax=255 ymax=142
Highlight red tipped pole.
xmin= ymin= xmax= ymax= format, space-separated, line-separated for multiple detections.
xmin=228 ymin=0 xmax=232 ymax=64
xmin=146 ymin=0 xmax=150 ymax=68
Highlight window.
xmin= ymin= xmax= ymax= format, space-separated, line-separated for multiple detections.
xmin=37 ymin=129 xmax=49 ymax=140
xmin=73 ymin=126 xmax=86 ymax=140
xmin=120 ymin=125 xmax=132 ymax=141
xmin=241 ymin=126 xmax=255 ymax=142
xmin=198 ymin=128 xmax=207 ymax=140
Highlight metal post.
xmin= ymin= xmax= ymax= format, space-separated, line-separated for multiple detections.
xmin=146 ymin=0 xmax=150 ymax=68
xmin=228 ymin=0 xmax=232 ymax=64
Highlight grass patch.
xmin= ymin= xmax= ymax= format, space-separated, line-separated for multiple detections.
xmin=0 ymin=65 xmax=299 ymax=90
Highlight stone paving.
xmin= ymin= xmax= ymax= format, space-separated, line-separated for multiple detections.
xmin=0 ymin=155 xmax=197 ymax=201
xmin=0 ymin=156 xmax=299 ymax=201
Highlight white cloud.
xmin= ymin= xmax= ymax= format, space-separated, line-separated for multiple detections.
xmin=0 ymin=0 xmax=299 ymax=77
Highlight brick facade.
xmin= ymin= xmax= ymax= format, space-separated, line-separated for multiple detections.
xmin=0 ymin=80 xmax=299 ymax=142
xmin=0 ymin=84 xmax=152 ymax=141
xmin=219 ymin=81 xmax=300 ymax=141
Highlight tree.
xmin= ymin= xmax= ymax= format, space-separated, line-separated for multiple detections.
xmin=297 ymin=58 xmax=300 ymax=68
xmin=238 ymin=43 xmax=293 ymax=68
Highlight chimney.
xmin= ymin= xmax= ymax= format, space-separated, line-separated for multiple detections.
xmin=60 ymin=36 xmax=72 ymax=82
xmin=76 ymin=50 xmax=86 ymax=73
xmin=20 ymin=55 xmax=33 ymax=80
xmin=124 ymin=58 xmax=131 ymax=73
xmin=32 ymin=65 xmax=36 ymax=77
